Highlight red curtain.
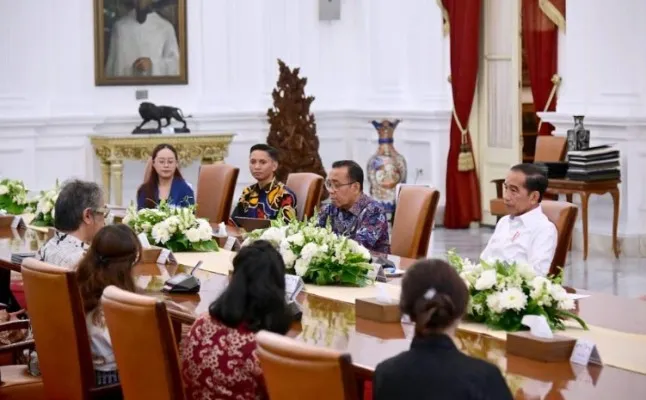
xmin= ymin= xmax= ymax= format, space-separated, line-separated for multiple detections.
xmin=443 ymin=0 xmax=482 ymax=229
xmin=522 ymin=0 xmax=565 ymax=135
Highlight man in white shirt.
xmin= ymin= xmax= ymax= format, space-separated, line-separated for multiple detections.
xmin=105 ymin=0 xmax=180 ymax=77
xmin=480 ymin=164 xmax=557 ymax=276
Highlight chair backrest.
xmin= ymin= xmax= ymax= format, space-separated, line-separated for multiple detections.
xmin=256 ymin=330 xmax=359 ymax=400
xmin=196 ymin=164 xmax=239 ymax=224
xmin=534 ymin=136 xmax=567 ymax=162
xmin=101 ymin=286 xmax=185 ymax=400
xmin=286 ymin=173 xmax=324 ymax=221
xmin=21 ymin=258 xmax=96 ymax=400
xmin=390 ymin=186 xmax=440 ymax=259
xmin=540 ymin=200 xmax=578 ymax=276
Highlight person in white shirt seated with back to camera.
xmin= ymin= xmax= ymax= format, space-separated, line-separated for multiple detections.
xmin=480 ymin=163 xmax=557 ymax=276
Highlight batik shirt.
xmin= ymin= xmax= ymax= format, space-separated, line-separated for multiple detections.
xmin=181 ymin=314 xmax=267 ymax=400
xmin=35 ymin=231 xmax=89 ymax=269
xmin=317 ymin=193 xmax=391 ymax=254
xmin=231 ymin=179 xmax=297 ymax=223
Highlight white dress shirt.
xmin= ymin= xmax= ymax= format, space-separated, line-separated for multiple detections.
xmin=480 ymin=205 xmax=557 ymax=276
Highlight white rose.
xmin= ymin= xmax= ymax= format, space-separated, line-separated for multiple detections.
xmin=558 ymin=297 xmax=576 ymax=310
xmin=281 ymin=248 xmax=297 ymax=268
xmin=517 ymin=262 xmax=537 ymax=281
xmin=474 ymin=269 xmax=497 ymax=291
xmin=198 ymin=221 xmax=213 ymax=241
xmin=300 ymin=243 xmax=319 ymax=263
xmin=41 ymin=201 xmax=52 ymax=214
xmin=0 ymin=185 xmax=8 ymax=196
xmin=185 ymin=228 xmax=201 ymax=243
xmin=486 ymin=293 xmax=504 ymax=314
xmin=151 ymin=222 xmax=171 ymax=244
xmin=459 ymin=272 xmax=471 ymax=289
xmin=260 ymin=227 xmax=285 ymax=245
xmin=549 ymin=284 xmax=568 ymax=302
xmin=294 ymin=258 xmax=308 ymax=277
xmin=141 ymin=222 xmax=152 ymax=233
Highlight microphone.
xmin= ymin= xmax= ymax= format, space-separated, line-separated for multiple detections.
xmin=162 ymin=260 xmax=202 ymax=294
xmin=189 ymin=261 xmax=203 ymax=276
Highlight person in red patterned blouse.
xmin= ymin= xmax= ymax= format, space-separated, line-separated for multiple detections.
xmin=181 ymin=240 xmax=292 ymax=400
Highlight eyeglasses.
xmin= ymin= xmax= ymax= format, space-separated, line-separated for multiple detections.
xmin=93 ymin=207 xmax=110 ymax=218
xmin=324 ymin=180 xmax=356 ymax=191
xmin=155 ymin=159 xmax=177 ymax=166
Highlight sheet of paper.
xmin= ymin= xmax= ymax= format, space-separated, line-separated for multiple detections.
xmin=173 ymin=250 xmax=234 ymax=276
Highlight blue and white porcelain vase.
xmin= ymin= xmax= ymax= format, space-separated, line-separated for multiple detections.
xmin=366 ymin=119 xmax=407 ymax=214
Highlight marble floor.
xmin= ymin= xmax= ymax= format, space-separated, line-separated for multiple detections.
xmin=428 ymin=227 xmax=646 ymax=299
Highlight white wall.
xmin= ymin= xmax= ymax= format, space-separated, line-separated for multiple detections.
xmin=0 ymin=0 xmax=452 ymax=215
xmin=541 ymin=0 xmax=646 ymax=257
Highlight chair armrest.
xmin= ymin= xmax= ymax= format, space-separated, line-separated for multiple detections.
xmin=0 ymin=338 xmax=35 ymax=354
xmin=0 ymin=319 xmax=30 ymax=332
xmin=89 ymin=383 xmax=123 ymax=399
xmin=490 ymin=179 xmax=505 ymax=198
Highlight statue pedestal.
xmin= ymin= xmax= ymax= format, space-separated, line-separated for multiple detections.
xmin=89 ymin=133 xmax=235 ymax=206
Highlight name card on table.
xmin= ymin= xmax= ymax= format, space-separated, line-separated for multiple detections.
xmin=0 ymin=215 xmax=25 ymax=229
xmin=137 ymin=233 xmax=152 ymax=249
xmin=157 ymin=248 xmax=177 ymax=265
xmin=570 ymin=339 xmax=603 ymax=366
xmin=285 ymin=274 xmax=304 ymax=302
xmin=224 ymin=236 xmax=237 ymax=251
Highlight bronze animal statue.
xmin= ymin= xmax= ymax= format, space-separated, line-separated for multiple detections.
xmin=135 ymin=102 xmax=190 ymax=132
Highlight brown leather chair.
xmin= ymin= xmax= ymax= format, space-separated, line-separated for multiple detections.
xmin=196 ymin=164 xmax=239 ymax=224
xmin=256 ymin=330 xmax=359 ymax=400
xmin=286 ymin=173 xmax=324 ymax=221
xmin=391 ymin=186 xmax=440 ymax=259
xmin=490 ymin=136 xmax=567 ymax=218
xmin=21 ymin=259 xmax=122 ymax=400
xmin=541 ymin=200 xmax=578 ymax=277
xmin=101 ymin=286 xmax=185 ymax=400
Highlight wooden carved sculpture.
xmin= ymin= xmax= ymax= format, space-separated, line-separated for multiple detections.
xmin=267 ymin=59 xmax=328 ymax=198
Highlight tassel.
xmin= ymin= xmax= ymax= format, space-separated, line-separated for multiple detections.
xmin=458 ymin=143 xmax=475 ymax=172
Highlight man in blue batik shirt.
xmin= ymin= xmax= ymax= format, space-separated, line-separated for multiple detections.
xmin=317 ymin=160 xmax=390 ymax=254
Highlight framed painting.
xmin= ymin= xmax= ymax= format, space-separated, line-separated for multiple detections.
xmin=94 ymin=0 xmax=188 ymax=86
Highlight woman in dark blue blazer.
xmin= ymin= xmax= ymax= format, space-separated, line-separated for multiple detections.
xmin=137 ymin=143 xmax=195 ymax=210
xmin=373 ymin=259 xmax=513 ymax=400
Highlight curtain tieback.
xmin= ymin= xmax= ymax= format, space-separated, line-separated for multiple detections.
xmin=537 ymin=74 xmax=562 ymax=132
xmin=452 ymin=108 xmax=475 ymax=172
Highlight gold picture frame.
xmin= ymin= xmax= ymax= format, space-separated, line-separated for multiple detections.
xmin=93 ymin=0 xmax=188 ymax=86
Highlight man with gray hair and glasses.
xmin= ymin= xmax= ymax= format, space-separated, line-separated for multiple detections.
xmin=35 ymin=179 xmax=108 ymax=269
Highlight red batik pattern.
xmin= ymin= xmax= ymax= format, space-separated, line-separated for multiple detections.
xmin=181 ymin=314 xmax=267 ymax=400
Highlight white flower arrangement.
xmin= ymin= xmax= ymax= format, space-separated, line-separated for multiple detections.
xmin=243 ymin=213 xmax=374 ymax=286
xmin=123 ymin=201 xmax=218 ymax=252
xmin=31 ymin=181 xmax=61 ymax=227
xmin=447 ymin=250 xmax=587 ymax=332
xmin=0 ymin=178 xmax=34 ymax=215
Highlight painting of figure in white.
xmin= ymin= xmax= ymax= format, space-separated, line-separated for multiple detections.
xmin=94 ymin=0 xmax=187 ymax=85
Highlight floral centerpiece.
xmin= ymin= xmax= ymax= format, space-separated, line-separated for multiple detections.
xmin=0 ymin=178 xmax=34 ymax=215
xmin=123 ymin=201 xmax=218 ymax=252
xmin=447 ymin=250 xmax=587 ymax=332
xmin=243 ymin=213 xmax=374 ymax=286
xmin=31 ymin=181 xmax=61 ymax=227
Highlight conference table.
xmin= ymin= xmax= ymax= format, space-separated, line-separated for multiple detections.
xmin=2 ymin=227 xmax=646 ymax=399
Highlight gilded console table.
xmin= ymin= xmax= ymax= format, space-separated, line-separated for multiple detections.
xmin=90 ymin=133 xmax=235 ymax=206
